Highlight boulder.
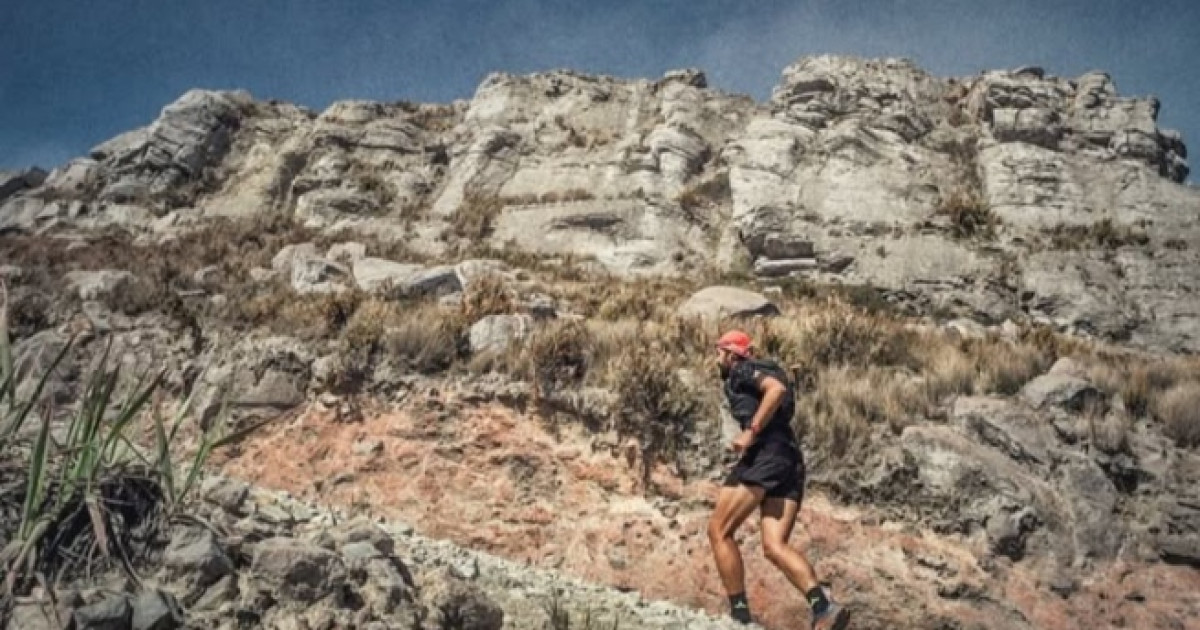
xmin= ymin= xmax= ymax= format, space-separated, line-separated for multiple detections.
xmin=0 ymin=167 xmax=47 ymax=202
xmin=73 ymin=595 xmax=131 ymax=630
xmin=327 ymin=241 xmax=368 ymax=264
xmin=405 ymin=265 xmax=462 ymax=297
xmin=64 ymin=270 xmax=136 ymax=301
xmin=753 ymin=257 xmax=817 ymax=277
xmin=1158 ymin=535 xmax=1200 ymax=569
xmin=163 ymin=526 xmax=234 ymax=588
xmin=1059 ymin=454 xmax=1121 ymax=559
xmin=525 ymin=293 xmax=557 ymax=319
xmin=1047 ymin=357 xmax=1090 ymax=380
xmin=251 ymin=537 xmax=347 ymax=603
xmin=290 ymin=257 xmax=352 ymax=294
xmin=40 ymin=159 xmax=101 ymax=198
xmin=191 ymin=575 xmax=239 ymax=612
xmin=200 ymin=476 xmax=250 ymax=514
xmin=7 ymin=601 xmax=58 ymax=630
xmin=899 ymin=425 xmax=1053 ymax=550
xmin=352 ymin=257 xmax=424 ymax=294
xmin=271 ymin=242 xmax=318 ymax=273
xmin=945 ymin=318 xmax=988 ymax=341
xmin=468 ymin=314 xmax=533 ymax=355
xmin=0 ymin=196 xmax=48 ymax=231
xmin=951 ymin=396 xmax=1051 ymax=465
xmin=418 ymin=569 xmax=503 ymax=630
xmin=130 ymin=590 xmax=184 ymax=630
xmin=361 ymin=558 xmax=412 ymax=617
xmin=295 ymin=188 xmax=378 ymax=223
xmin=91 ymin=90 xmax=249 ymax=199
xmin=992 ymin=107 xmax=1062 ymax=148
xmin=677 ymin=286 xmax=779 ymax=322
xmin=234 ymin=370 xmax=305 ymax=410
xmin=647 ymin=125 xmax=709 ymax=178
xmin=454 ymin=259 xmax=508 ymax=289
xmin=352 ymin=258 xmax=462 ymax=297
xmin=1021 ymin=373 xmax=1104 ymax=412
xmin=986 ymin=507 xmax=1039 ymax=560
xmin=761 ymin=234 xmax=814 ymax=259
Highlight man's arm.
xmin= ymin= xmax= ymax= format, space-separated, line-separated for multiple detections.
xmin=746 ymin=373 xmax=787 ymax=437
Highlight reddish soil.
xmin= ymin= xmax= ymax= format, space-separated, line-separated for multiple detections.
xmin=217 ymin=390 xmax=1200 ymax=630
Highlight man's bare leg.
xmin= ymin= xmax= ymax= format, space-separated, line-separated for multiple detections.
xmin=761 ymin=497 xmax=851 ymax=629
xmin=759 ymin=496 xmax=819 ymax=593
xmin=707 ymin=483 xmax=764 ymax=619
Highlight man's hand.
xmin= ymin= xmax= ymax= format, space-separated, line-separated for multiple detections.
xmin=731 ymin=429 xmax=755 ymax=453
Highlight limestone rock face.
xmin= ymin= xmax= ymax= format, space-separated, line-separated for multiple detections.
xmin=3 ymin=55 xmax=1195 ymax=352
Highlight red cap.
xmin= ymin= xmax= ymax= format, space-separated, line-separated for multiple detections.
xmin=716 ymin=330 xmax=753 ymax=358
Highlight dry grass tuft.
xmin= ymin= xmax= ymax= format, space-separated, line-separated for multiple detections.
xmin=355 ymin=170 xmax=397 ymax=210
xmin=1089 ymin=358 xmax=1188 ymax=417
xmin=378 ymin=301 xmax=468 ymax=374
xmin=917 ymin=342 xmax=979 ymax=401
xmin=460 ymin=274 xmax=516 ymax=321
xmin=739 ymin=299 xmax=916 ymax=379
xmin=594 ymin=280 xmax=694 ymax=322
xmin=802 ymin=367 xmax=926 ymax=442
xmin=677 ymin=172 xmax=731 ymax=213
xmin=228 ymin=283 xmax=363 ymax=340
xmin=450 ymin=194 xmax=505 ymax=241
xmin=341 ymin=298 xmax=406 ymax=349
xmin=1089 ymin=411 xmax=1132 ymax=455
xmin=1154 ymin=382 xmax=1200 ymax=448
xmin=937 ymin=190 xmax=997 ymax=239
xmin=972 ymin=338 xmax=1052 ymax=395
xmin=519 ymin=319 xmax=594 ymax=398
xmin=1047 ymin=219 xmax=1150 ymax=250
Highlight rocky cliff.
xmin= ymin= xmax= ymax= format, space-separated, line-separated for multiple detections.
xmin=3 ymin=55 xmax=1196 ymax=352
xmin=2 ymin=55 xmax=1199 ymax=630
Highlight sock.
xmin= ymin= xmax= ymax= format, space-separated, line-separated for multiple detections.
xmin=728 ymin=592 xmax=752 ymax=623
xmin=806 ymin=587 xmax=831 ymax=617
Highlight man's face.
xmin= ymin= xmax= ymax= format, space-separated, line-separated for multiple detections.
xmin=716 ymin=348 xmax=737 ymax=379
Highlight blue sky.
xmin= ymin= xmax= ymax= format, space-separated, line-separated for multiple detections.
xmin=2 ymin=0 xmax=1197 ymax=173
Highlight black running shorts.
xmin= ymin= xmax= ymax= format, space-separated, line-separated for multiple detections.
xmin=723 ymin=452 xmax=805 ymax=502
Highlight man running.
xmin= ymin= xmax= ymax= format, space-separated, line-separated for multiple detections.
xmin=707 ymin=330 xmax=850 ymax=629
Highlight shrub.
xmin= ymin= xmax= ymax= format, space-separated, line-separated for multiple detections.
xmin=519 ymin=320 xmax=592 ymax=398
xmin=0 ymin=313 xmax=240 ymax=598
xmin=607 ymin=340 xmax=702 ymax=470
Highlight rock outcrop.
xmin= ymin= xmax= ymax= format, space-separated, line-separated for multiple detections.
xmin=4 ymin=56 xmax=1196 ymax=349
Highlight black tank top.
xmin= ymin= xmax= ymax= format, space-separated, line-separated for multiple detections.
xmin=723 ymin=358 xmax=800 ymax=459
